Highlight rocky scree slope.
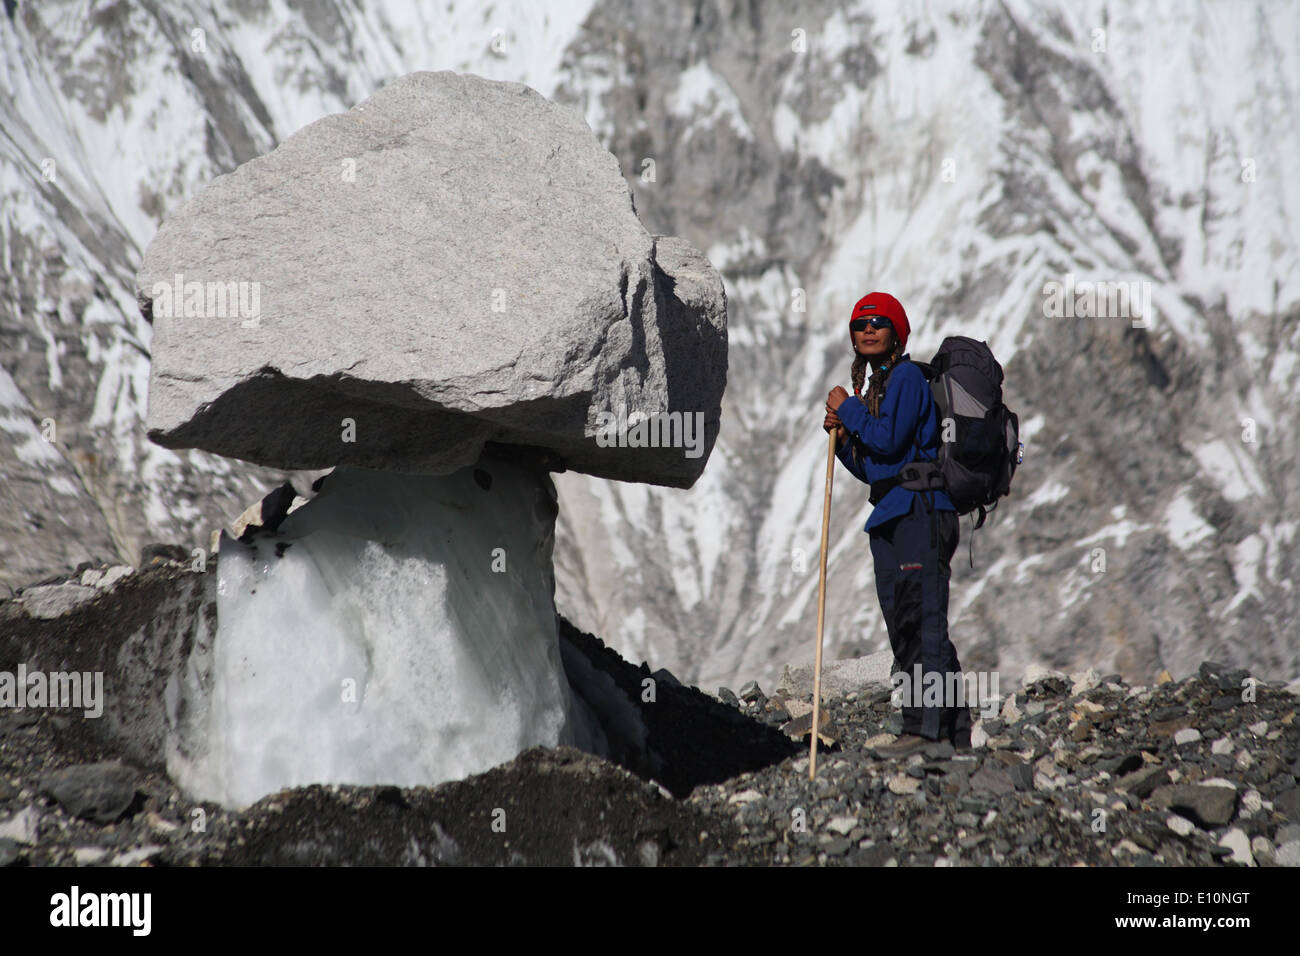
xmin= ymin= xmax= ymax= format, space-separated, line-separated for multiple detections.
xmin=1 ymin=560 xmax=1297 ymax=866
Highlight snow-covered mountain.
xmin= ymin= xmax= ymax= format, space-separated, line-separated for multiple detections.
xmin=3 ymin=0 xmax=1297 ymax=691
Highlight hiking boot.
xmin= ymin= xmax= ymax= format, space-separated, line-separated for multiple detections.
xmin=871 ymin=733 xmax=934 ymax=760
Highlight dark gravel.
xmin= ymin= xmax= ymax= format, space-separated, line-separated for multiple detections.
xmin=1 ymin=562 xmax=1297 ymax=866
xmin=687 ymin=663 xmax=1300 ymax=867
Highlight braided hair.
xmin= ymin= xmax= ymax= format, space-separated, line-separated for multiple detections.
xmin=851 ymin=331 xmax=906 ymax=417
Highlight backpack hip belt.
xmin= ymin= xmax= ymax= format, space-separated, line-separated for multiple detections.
xmin=868 ymin=460 xmax=942 ymax=505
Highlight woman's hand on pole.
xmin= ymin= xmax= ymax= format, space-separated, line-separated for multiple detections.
xmin=823 ymin=399 xmax=847 ymax=447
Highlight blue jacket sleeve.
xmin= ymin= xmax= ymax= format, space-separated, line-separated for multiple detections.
xmin=835 ymin=366 xmax=924 ymax=458
xmin=834 ymin=435 xmax=871 ymax=484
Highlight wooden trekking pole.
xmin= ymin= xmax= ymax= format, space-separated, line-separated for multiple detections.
xmin=809 ymin=428 xmax=836 ymax=780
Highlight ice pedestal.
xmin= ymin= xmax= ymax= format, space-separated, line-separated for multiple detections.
xmin=168 ymin=462 xmax=582 ymax=809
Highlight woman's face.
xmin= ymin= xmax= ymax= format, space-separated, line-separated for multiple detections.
xmin=853 ymin=321 xmax=896 ymax=358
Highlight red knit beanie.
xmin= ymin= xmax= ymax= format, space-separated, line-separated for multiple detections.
xmin=849 ymin=292 xmax=910 ymax=352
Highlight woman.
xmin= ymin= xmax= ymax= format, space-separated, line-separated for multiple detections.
xmin=823 ymin=292 xmax=973 ymax=756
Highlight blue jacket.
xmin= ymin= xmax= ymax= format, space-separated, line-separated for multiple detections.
xmin=834 ymin=357 xmax=955 ymax=532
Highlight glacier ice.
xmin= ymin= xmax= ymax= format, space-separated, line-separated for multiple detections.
xmin=168 ymin=462 xmax=585 ymax=809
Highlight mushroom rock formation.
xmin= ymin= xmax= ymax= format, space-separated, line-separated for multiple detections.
xmin=139 ymin=71 xmax=727 ymax=808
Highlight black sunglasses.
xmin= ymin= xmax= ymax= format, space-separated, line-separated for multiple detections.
xmin=850 ymin=316 xmax=893 ymax=332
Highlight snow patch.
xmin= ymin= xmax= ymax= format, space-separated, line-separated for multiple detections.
xmin=1224 ymin=534 xmax=1263 ymax=614
xmin=1164 ymin=489 xmax=1215 ymax=551
xmin=1026 ymin=479 xmax=1069 ymax=508
xmin=666 ymin=61 xmax=754 ymax=142
xmin=1193 ymin=438 xmax=1266 ymax=503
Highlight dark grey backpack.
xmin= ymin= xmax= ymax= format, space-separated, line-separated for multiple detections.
xmin=870 ymin=337 xmax=1022 ymax=562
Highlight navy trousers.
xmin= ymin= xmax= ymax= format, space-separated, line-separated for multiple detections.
xmin=868 ymin=494 xmax=972 ymax=746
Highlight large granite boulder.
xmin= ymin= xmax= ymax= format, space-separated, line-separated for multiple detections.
xmin=138 ymin=71 xmax=726 ymax=488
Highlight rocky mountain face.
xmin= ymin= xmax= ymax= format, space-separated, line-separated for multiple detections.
xmin=2 ymin=0 xmax=1298 ymax=692
xmin=547 ymin=0 xmax=1300 ymax=691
